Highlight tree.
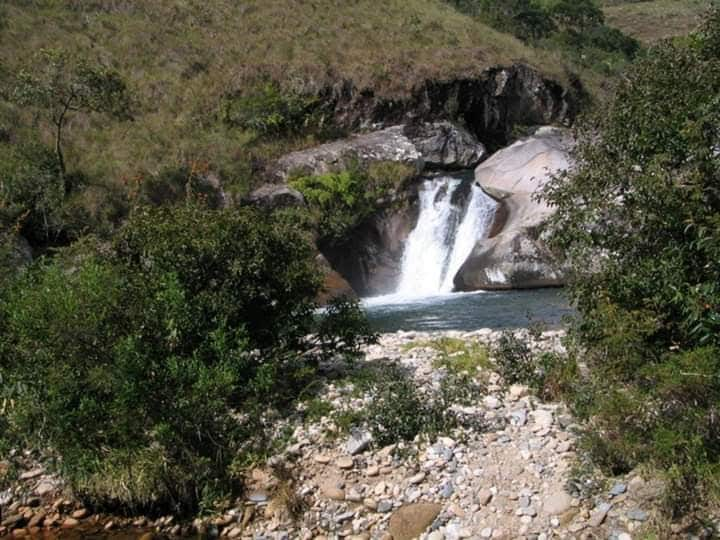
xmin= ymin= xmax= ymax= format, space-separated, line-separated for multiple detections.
xmin=549 ymin=0 xmax=604 ymax=31
xmin=0 ymin=204 xmax=376 ymax=513
xmin=543 ymin=9 xmax=720 ymax=514
xmin=8 ymin=48 xmax=132 ymax=179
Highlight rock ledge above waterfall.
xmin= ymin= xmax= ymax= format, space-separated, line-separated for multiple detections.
xmin=274 ymin=122 xmax=486 ymax=181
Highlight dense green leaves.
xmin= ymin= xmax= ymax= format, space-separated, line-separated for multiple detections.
xmin=0 ymin=205 xmax=376 ymax=514
xmin=444 ymin=0 xmax=639 ymax=73
xmin=543 ymin=10 xmax=720 ymax=513
xmin=220 ymin=82 xmax=323 ymax=137
xmin=290 ymin=161 xmax=415 ymax=246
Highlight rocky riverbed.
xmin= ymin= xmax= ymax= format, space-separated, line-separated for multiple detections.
xmin=0 ymin=330 xmax=714 ymax=539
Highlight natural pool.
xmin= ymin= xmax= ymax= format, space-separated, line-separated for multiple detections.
xmin=362 ymin=288 xmax=572 ymax=333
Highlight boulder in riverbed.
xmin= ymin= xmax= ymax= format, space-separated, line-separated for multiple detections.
xmin=455 ymin=126 xmax=573 ymax=291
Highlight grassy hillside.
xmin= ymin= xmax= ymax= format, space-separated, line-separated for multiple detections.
xmin=0 ymin=0 xmax=707 ymax=247
xmin=601 ymin=0 xmax=709 ymax=43
xmin=0 ymin=1 xmax=557 ymax=191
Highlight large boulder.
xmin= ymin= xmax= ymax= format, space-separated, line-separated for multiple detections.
xmin=404 ymin=121 xmax=487 ymax=170
xmin=454 ymin=126 xmax=573 ymax=290
xmin=243 ymin=183 xmax=306 ymax=210
xmin=315 ymin=253 xmax=356 ymax=305
xmin=274 ymin=122 xmax=485 ymax=181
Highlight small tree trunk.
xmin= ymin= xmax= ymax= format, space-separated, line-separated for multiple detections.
xmin=55 ymin=117 xmax=66 ymax=180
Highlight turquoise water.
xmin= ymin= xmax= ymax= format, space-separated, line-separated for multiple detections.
xmin=362 ymin=288 xmax=572 ymax=332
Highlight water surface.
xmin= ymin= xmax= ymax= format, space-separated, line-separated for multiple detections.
xmin=363 ymin=288 xmax=572 ymax=333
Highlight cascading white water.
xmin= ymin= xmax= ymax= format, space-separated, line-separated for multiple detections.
xmin=395 ymin=176 xmax=497 ymax=297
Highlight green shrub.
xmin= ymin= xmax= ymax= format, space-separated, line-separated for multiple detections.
xmin=0 ymin=205 xmax=376 ymax=515
xmin=220 ymin=82 xmax=323 ymax=137
xmin=361 ymin=363 xmax=485 ymax=447
xmin=493 ymin=331 xmax=536 ymax=385
xmin=289 ymin=162 xmax=414 ymax=245
xmin=543 ymin=9 xmax=720 ymax=515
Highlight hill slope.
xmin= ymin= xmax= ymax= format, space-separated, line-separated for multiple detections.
xmin=0 ymin=0 xmax=707 ymax=246
xmin=1 ymin=1 xmax=559 ymax=188
xmin=601 ymin=0 xmax=708 ymax=43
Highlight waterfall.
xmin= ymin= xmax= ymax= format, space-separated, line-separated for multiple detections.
xmin=395 ymin=175 xmax=497 ymax=297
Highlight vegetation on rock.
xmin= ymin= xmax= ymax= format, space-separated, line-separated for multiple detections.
xmin=290 ymin=161 xmax=415 ymax=246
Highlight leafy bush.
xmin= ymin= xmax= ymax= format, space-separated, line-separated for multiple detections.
xmin=221 ymin=82 xmax=323 ymax=137
xmin=360 ymin=363 xmax=485 ymax=447
xmin=0 ymin=205 xmax=376 ymax=514
xmin=444 ymin=0 xmax=639 ymax=73
xmin=289 ymin=161 xmax=414 ymax=245
xmin=543 ymin=9 xmax=720 ymax=515
xmin=493 ymin=331 xmax=536 ymax=385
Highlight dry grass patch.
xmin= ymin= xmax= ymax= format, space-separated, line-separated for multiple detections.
xmin=602 ymin=0 xmax=709 ymax=43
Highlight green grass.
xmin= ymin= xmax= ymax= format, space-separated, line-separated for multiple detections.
xmin=0 ymin=0 xmax=556 ymax=198
xmin=404 ymin=337 xmax=492 ymax=374
xmin=0 ymin=0 xmax=706 ymax=221
xmin=601 ymin=0 xmax=709 ymax=43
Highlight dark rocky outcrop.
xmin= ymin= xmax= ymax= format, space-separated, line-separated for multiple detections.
xmin=322 ymin=199 xmax=420 ymax=297
xmin=274 ymin=122 xmax=485 ymax=181
xmin=315 ymin=253 xmax=356 ymax=305
xmin=322 ymin=64 xmax=579 ymax=148
xmin=454 ymin=127 xmax=573 ymax=291
xmin=404 ymin=122 xmax=487 ymax=170
xmin=243 ymin=184 xmax=306 ymax=209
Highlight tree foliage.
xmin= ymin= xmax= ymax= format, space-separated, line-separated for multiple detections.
xmin=0 ymin=205 xmax=376 ymax=514
xmin=544 ymin=10 xmax=720 ymax=514
xmin=7 ymin=48 xmax=132 ymax=176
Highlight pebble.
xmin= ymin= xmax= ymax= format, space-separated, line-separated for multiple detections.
xmin=627 ymin=509 xmax=648 ymax=522
xmin=322 ymin=486 xmax=345 ymax=501
xmin=377 ymin=500 xmax=393 ymax=513
xmin=543 ymin=491 xmax=573 ymax=515
xmin=35 ymin=482 xmax=54 ymax=497
xmin=610 ymin=483 xmax=627 ymax=496
xmin=71 ymin=509 xmax=88 ymax=519
xmin=336 ymin=457 xmax=354 ymax=470
xmin=589 ymin=503 xmax=612 ymax=527
xmin=61 ymin=518 xmax=79 ymax=528
xmin=19 ymin=469 xmax=44 ymax=481
xmin=346 ymin=430 xmax=373 ymax=455
xmin=409 ymin=472 xmax=426 ymax=485
xmin=477 ymin=489 xmax=493 ymax=506
xmin=247 ymin=491 xmax=269 ymax=503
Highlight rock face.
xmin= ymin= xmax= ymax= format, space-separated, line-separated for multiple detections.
xmin=243 ymin=183 xmax=306 ymax=210
xmin=405 ymin=122 xmax=487 ymax=170
xmin=325 ymin=64 xmax=578 ymax=145
xmin=455 ymin=127 xmax=573 ymax=291
xmin=322 ymin=201 xmax=419 ymax=297
xmin=275 ymin=122 xmax=485 ymax=181
xmin=316 ymin=253 xmax=356 ymax=305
